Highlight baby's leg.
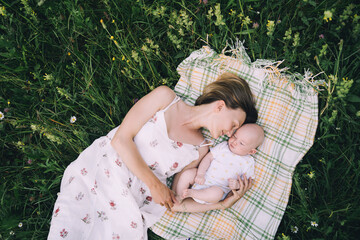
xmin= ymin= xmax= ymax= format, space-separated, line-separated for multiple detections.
xmin=174 ymin=168 xmax=197 ymax=202
xmin=184 ymin=186 xmax=224 ymax=204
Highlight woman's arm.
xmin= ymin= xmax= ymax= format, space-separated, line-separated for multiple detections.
xmin=171 ymin=175 xmax=253 ymax=212
xmin=111 ymin=86 xmax=177 ymax=209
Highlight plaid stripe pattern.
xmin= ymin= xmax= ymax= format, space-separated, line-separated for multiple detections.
xmin=151 ymin=46 xmax=318 ymax=239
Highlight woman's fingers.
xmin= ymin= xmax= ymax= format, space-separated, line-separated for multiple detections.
xmin=237 ymin=175 xmax=244 ymax=190
xmin=243 ymin=174 xmax=249 ymax=189
xmin=247 ymin=177 xmax=253 ymax=190
xmin=161 ymin=189 xmax=177 ymax=211
xmin=171 ymin=190 xmax=178 ymax=204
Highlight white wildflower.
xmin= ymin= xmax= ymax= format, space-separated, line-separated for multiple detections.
xmin=311 ymin=221 xmax=318 ymax=227
xmin=291 ymin=226 xmax=298 ymax=233
xmin=70 ymin=116 xmax=77 ymax=124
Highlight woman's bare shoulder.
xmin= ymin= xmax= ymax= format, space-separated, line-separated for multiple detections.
xmin=151 ymin=86 xmax=177 ymax=107
xmin=152 ymin=85 xmax=176 ymax=98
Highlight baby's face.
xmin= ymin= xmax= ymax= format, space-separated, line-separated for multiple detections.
xmin=228 ymin=126 xmax=259 ymax=156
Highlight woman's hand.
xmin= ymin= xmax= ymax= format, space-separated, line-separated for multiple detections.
xmin=150 ymin=182 xmax=177 ymax=211
xmin=220 ymin=174 xmax=253 ymax=210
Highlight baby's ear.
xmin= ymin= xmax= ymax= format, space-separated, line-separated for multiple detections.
xmin=249 ymin=149 xmax=257 ymax=155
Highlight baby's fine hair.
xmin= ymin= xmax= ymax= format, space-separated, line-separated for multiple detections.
xmin=195 ymin=72 xmax=258 ymax=123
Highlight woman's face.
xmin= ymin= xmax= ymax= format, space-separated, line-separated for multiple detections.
xmin=210 ymin=103 xmax=246 ymax=139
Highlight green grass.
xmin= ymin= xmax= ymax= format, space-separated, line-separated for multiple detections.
xmin=0 ymin=0 xmax=359 ymax=239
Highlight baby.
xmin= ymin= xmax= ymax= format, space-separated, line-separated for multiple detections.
xmin=175 ymin=123 xmax=264 ymax=204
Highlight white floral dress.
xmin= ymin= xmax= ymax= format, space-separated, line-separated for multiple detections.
xmin=48 ymin=96 xmax=200 ymax=240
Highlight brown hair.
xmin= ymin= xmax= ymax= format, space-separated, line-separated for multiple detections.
xmin=195 ymin=73 xmax=258 ymax=123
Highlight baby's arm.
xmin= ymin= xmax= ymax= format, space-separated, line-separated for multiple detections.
xmin=194 ymin=152 xmax=213 ymax=185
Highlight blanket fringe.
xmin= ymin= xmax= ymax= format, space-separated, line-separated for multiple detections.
xmin=221 ymin=39 xmax=325 ymax=96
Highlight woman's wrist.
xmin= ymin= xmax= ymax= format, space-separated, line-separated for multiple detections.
xmin=145 ymin=173 xmax=163 ymax=190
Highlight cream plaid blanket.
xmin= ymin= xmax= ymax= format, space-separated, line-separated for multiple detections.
xmin=151 ymin=43 xmax=320 ymax=240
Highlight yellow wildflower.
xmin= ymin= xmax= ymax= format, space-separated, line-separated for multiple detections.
xmin=43 ymin=73 xmax=53 ymax=81
xmin=67 ymin=52 xmax=71 ymax=56
xmin=266 ymin=20 xmax=275 ymax=36
xmin=242 ymin=16 xmax=252 ymax=26
xmin=307 ymin=171 xmax=315 ymax=179
xmin=112 ymin=57 xmax=115 ymax=61
xmin=324 ymin=10 xmax=333 ymax=22
xmin=100 ymin=19 xmax=106 ymax=29
xmin=229 ymin=9 xmax=236 ymax=16
xmin=0 ymin=6 xmax=7 ymax=16
xmin=110 ymin=36 xmax=114 ymax=40
xmin=113 ymin=40 xmax=120 ymax=48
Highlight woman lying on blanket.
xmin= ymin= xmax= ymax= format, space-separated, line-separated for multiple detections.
xmin=48 ymin=72 xmax=258 ymax=240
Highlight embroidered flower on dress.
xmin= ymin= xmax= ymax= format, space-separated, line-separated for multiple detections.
xmin=149 ymin=139 xmax=158 ymax=147
xmin=75 ymin=192 xmax=84 ymax=201
xmin=112 ymin=233 xmax=120 ymax=240
xmin=144 ymin=196 xmax=152 ymax=204
xmin=99 ymin=140 xmax=107 ymax=147
xmin=81 ymin=168 xmax=88 ymax=176
xmin=97 ymin=211 xmax=108 ymax=221
xmin=109 ymin=200 xmax=116 ymax=210
xmin=54 ymin=207 xmax=60 ymax=217
xmin=140 ymin=187 xmax=146 ymax=194
xmin=81 ymin=214 xmax=91 ymax=224
xmin=91 ymin=188 xmax=97 ymax=195
xmin=170 ymin=162 xmax=179 ymax=171
xmin=121 ymin=189 xmax=129 ymax=197
xmin=149 ymin=162 xmax=159 ymax=170
xmin=104 ymin=169 xmax=110 ymax=178
xmin=94 ymin=180 xmax=98 ymax=188
xmin=149 ymin=115 xmax=157 ymax=123
xmin=130 ymin=221 xmax=138 ymax=228
xmin=171 ymin=141 xmax=183 ymax=149
xmin=127 ymin=178 xmax=133 ymax=188
xmin=115 ymin=159 xmax=122 ymax=167
xmin=60 ymin=228 xmax=68 ymax=238
xmin=68 ymin=176 xmax=75 ymax=184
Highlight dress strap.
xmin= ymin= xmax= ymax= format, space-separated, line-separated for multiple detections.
xmin=162 ymin=95 xmax=181 ymax=112
xmin=196 ymin=139 xmax=214 ymax=149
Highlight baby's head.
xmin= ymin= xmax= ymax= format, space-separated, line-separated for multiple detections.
xmin=227 ymin=123 xmax=264 ymax=156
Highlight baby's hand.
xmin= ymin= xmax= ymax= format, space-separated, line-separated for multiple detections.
xmin=228 ymin=178 xmax=240 ymax=190
xmin=195 ymin=174 xmax=205 ymax=185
